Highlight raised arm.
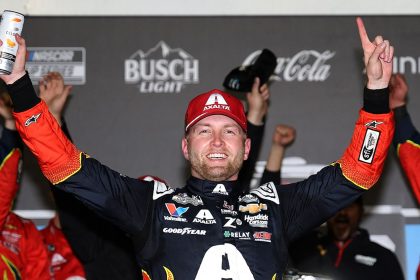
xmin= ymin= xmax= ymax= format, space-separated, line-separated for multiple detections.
xmin=389 ymin=74 xmax=420 ymax=204
xmin=238 ymin=77 xmax=270 ymax=188
xmin=335 ymin=17 xmax=394 ymax=188
xmin=260 ymin=124 xmax=295 ymax=185
xmin=0 ymin=35 xmax=161 ymax=236
xmin=278 ymin=18 xmax=395 ymax=240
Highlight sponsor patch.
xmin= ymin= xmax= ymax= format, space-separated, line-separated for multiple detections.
xmin=239 ymin=203 xmax=267 ymax=214
xmin=251 ymin=182 xmax=280 ymax=204
xmin=212 ymin=184 xmax=229 ymax=195
xmin=2 ymin=231 xmax=21 ymax=243
xmin=253 ymin=231 xmax=272 ymax=242
xmin=221 ymin=201 xmax=238 ymax=216
xmin=358 ymin=129 xmax=380 ymax=164
xmin=223 ymin=201 xmax=234 ymax=210
xmin=153 ymin=181 xmax=174 ymax=200
xmin=24 ymin=113 xmax=41 ymax=127
xmin=163 ymin=227 xmax=206 ymax=236
xmin=51 ymin=253 xmax=66 ymax=266
xmin=223 ymin=230 xmax=251 ymax=240
xmin=244 ymin=214 xmax=268 ymax=228
xmin=193 ymin=209 xmax=216 ymax=224
xmin=355 ymin=254 xmax=377 ymax=266
xmin=238 ymin=194 xmax=259 ymax=204
xmin=365 ymin=120 xmax=383 ymax=129
xmin=172 ymin=193 xmax=203 ymax=206
xmin=221 ymin=209 xmax=238 ymax=216
xmin=204 ymin=93 xmax=230 ymax=111
xmin=164 ymin=203 xmax=189 ymax=222
xmin=223 ymin=217 xmax=242 ymax=228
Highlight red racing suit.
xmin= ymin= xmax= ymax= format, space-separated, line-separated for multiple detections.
xmin=9 ymin=73 xmax=394 ymax=279
xmin=0 ymin=128 xmax=50 ymax=279
xmin=393 ymin=105 xmax=420 ymax=204
xmin=41 ymin=217 xmax=86 ymax=280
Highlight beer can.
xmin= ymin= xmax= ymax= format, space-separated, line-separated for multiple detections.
xmin=0 ymin=10 xmax=24 ymax=74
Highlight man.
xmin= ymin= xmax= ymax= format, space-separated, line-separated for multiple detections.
xmin=289 ymin=198 xmax=404 ymax=280
xmin=389 ymin=73 xmax=420 ymax=204
xmin=1 ymin=18 xmax=394 ymax=278
xmin=389 ymin=73 xmax=420 ymax=280
xmin=36 ymin=72 xmax=139 ymax=279
xmin=0 ymin=91 xmax=50 ymax=279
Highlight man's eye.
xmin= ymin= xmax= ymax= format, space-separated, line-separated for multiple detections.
xmin=225 ymin=129 xmax=236 ymax=135
xmin=199 ymin=129 xmax=210 ymax=134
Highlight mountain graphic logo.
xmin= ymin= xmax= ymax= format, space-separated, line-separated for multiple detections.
xmin=129 ymin=41 xmax=195 ymax=60
xmin=124 ymin=41 xmax=199 ymax=93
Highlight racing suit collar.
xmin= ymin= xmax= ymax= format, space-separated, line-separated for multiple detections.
xmin=186 ymin=176 xmax=242 ymax=201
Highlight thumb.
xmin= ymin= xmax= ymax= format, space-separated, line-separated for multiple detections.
xmin=370 ymin=42 xmax=386 ymax=62
xmin=14 ymin=34 xmax=27 ymax=71
xmin=63 ymin=85 xmax=72 ymax=97
xmin=251 ymin=77 xmax=260 ymax=94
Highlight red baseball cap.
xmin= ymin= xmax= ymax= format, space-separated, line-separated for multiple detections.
xmin=184 ymin=89 xmax=247 ymax=133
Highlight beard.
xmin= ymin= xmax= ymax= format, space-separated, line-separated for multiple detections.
xmin=188 ymin=144 xmax=245 ymax=181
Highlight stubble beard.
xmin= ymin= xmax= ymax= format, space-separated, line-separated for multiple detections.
xmin=188 ymin=144 xmax=244 ymax=182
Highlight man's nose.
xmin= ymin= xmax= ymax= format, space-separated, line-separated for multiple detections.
xmin=211 ymin=132 xmax=224 ymax=147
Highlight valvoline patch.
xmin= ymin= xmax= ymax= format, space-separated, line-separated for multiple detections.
xmin=165 ymin=203 xmax=189 ymax=217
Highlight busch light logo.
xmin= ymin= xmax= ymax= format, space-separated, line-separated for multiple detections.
xmin=242 ymin=49 xmax=335 ymax=82
xmin=124 ymin=41 xmax=199 ymax=93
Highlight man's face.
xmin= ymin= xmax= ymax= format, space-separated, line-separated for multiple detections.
xmin=182 ymin=115 xmax=250 ymax=182
xmin=327 ymin=202 xmax=363 ymax=242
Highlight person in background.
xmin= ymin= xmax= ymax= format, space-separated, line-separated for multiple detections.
xmin=1 ymin=18 xmax=396 ymax=278
xmin=389 ymin=73 xmax=420 ymax=204
xmin=389 ymin=73 xmax=420 ymax=280
xmin=37 ymin=72 xmax=139 ymax=279
xmin=237 ymin=77 xmax=269 ymax=190
xmin=34 ymin=72 xmax=86 ymax=279
xmin=237 ymin=77 xmax=296 ymax=189
xmin=41 ymin=214 xmax=86 ymax=280
xmin=0 ymin=87 xmax=50 ymax=279
xmin=259 ymin=124 xmax=295 ymax=186
xmin=289 ymin=197 xmax=405 ymax=280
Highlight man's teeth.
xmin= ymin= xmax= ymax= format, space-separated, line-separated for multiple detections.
xmin=208 ymin=153 xmax=227 ymax=159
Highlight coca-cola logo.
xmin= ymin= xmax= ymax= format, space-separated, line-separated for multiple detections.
xmin=242 ymin=50 xmax=335 ymax=82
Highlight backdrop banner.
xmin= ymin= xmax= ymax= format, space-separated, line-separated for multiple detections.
xmin=7 ymin=16 xmax=420 ymax=277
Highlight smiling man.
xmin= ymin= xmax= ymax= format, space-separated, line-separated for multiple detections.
xmin=183 ymin=91 xmax=250 ymax=182
xmin=1 ymin=18 xmax=395 ymax=279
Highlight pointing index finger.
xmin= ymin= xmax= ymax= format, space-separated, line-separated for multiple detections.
xmin=356 ymin=17 xmax=370 ymax=48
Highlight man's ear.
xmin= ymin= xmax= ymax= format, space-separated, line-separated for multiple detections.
xmin=182 ymin=137 xmax=190 ymax=160
xmin=243 ymin=138 xmax=251 ymax=160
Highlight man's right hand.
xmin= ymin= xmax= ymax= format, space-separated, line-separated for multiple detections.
xmin=389 ymin=74 xmax=408 ymax=109
xmin=0 ymin=35 xmax=27 ymax=85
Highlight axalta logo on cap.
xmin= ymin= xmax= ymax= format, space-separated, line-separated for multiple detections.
xmin=203 ymin=93 xmax=231 ymax=111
